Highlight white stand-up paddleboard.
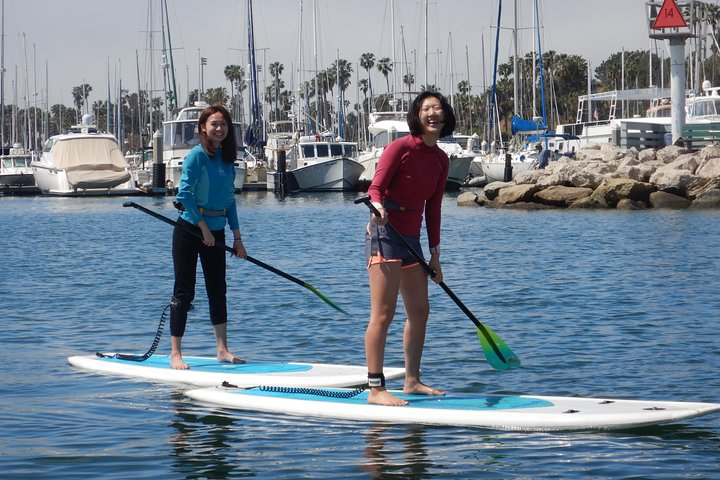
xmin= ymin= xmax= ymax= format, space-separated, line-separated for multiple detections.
xmin=68 ymin=354 xmax=405 ymax=388
xmin=184 ymin=386 xmax=720 ymax=431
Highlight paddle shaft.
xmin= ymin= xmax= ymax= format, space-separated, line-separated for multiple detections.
xmin=123 ymin=201 xmax=310 ymax=289
xmin=354 ymin=196 xmax=508 ymax=363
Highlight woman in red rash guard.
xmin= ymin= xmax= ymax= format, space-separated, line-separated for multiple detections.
xmin=364 ymin=91 xmax=456 ymax=406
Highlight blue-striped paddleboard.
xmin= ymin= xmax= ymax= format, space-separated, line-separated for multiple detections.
xmin=184 ymin=385 xmax=720 ymax=431
xmin=68 ymin=354 xmax=404 ymax=388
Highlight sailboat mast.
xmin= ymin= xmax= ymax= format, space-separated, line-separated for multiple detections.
xmin=488 ymin=0 xmax=502 ymax=144
xmin=512 ymin=0 xmax=518 ymax=115
xmin=534 ymin=0 xmax=546 ymax=126
xmin=162 ymin=0 xmax=177 ymax=112
xmin=1 ymin=0 xmax=4 ymax=150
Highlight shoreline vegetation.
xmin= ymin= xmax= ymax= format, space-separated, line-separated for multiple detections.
xmin=459 ymin=143 xmax=720 ymax=210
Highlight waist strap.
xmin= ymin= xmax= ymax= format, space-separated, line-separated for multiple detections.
xmin=173 ymin=201 xmax=226 ymax=217
xmin=198 ymin=207 xmax=226 ymax=217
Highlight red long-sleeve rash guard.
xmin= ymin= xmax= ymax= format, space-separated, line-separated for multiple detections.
xmin=367 ymin=134 xmax=448 ymax=249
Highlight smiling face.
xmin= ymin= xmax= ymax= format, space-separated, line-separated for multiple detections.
xmin=201 ymin=112 xmax=228 ymax=149
xmin=418 ymin=96 xmax=445 ymax=141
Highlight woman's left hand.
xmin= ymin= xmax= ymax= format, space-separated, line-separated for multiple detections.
xmin=232 ymin=239 xmax=247 ymax=259
xmin=428 ymin=257 xmax=443 ymax=284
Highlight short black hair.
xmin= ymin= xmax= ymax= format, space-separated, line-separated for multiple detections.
xmin=407 ymin=91 xmax=456 ymax=137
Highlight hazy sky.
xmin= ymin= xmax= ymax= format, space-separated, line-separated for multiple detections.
xmin=2 ymin=0 xmax=678 ymax=109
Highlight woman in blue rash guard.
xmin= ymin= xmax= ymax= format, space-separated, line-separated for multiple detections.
xmin=170 ymin=104 xmax=247 ymax=370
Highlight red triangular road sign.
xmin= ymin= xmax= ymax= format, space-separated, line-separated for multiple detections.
xmin=652 ymin=0 xmax=688 ymax=29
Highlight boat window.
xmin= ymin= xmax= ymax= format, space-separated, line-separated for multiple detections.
xmin=316 ymin=144 xmax=329 ymax=157
xmin=2 ymin=158 xmax=12 ymax=168
xmin=373 ymin=131 xmax=389 ymax=148
xmin=44 ymin=139 xmax=54 ymax=152
xmin=330 ymin=144 xmax=343 ymax=156
xmin=343 ymin=144 xmax=357 ymax=158
xmin=15 ymin=157 xmax=30 ymax=167
xmin=302 ymin=145 xmax=315 ymax=158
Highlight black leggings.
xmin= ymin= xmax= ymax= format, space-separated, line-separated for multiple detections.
xmin=170 ymin=217 xmax=227 ymax=337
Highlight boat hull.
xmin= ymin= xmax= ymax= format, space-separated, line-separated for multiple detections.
xmin=291 ymin=158 xmax=364 ymax=192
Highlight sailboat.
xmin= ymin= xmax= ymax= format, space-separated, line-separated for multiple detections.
xmin=479 ymin=0 xmax=561 ymax=182
xmin=263 ymin=0 xmax=364 ymax=192
xmin=0 ymin=0 xmax=39 ymax=195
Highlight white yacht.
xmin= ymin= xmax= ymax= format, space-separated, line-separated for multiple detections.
xmin=357 ymin=111 xmax=474 ymax=190
xmin=162 ymin=102 xmax=245 ymax=192
xmin=31 ymin=116 xmax=138 ymax=196
xmin=0 ymin=145 xmax=39 ymax=194
xmin=289 ymin=135 xmax=364 ymax=191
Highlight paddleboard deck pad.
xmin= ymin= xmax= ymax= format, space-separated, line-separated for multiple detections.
xmin=67 ymin=354 xmax=405 ymax=388
xmin=184 ymin=386 xmax=720 ymax=431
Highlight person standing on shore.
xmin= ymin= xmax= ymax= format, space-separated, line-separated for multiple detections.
xmin=364 ymin=91 xmax=456 ymax=406
xmin=170 ymin=104 xmax=247 ymax=370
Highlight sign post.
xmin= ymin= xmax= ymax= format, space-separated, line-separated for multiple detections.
xmin=648 ymin=0 xmax=693 ymax=144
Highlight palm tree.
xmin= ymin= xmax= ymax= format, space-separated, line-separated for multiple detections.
xmin=269 ymin=62 xmax=284 ymax=122
xmin=224 ymin=64 xmax=245 ymax=122
xmin=360 ymin=53 xmax=376 ymax=110
xmin=376 ymin=57 xmax=393 ymax=94
xmin=71 ymin=83 xmax=93 ymax=121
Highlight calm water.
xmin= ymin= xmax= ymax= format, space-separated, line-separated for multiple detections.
xmin=1 ymin=192 xmax=719 ymax=479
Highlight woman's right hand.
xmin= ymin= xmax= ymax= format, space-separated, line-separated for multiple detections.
xmin=199 ymin=223 xmax=215 ymax=246
xmin=371 ymin=202 xmax=388 ymax=226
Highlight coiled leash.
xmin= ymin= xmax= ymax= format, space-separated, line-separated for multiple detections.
xmin=221 ymin=381 xmax=367 ymax=399
xmin=96 ymin=303 xmax=171 ymax=362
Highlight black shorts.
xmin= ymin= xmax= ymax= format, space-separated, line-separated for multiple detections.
xmin=365 ymin=223 xmax=423 ymax=268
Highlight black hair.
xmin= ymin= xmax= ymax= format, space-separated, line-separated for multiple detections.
xmin=198 ymin=104 xmax=237 ymax=163
xmin=406 ymin=91 xmax=456 ymax=137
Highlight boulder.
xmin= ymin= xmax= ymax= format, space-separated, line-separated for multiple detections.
xmin=655 ymin=145 xmax=686 ymax=164
xmin=568 ymin=195 xmax=609 ymax=209
xmin=649 ymin=167 xmax=697 ymax=195
xmin=456 ymin=191 xmax=480 ymax=207
xmin=483 ymin=181 xmax=513 ymax=200
xmin=616 ymin=198 xmax=648 ymax=209
xmin=689 ymin=189 xmax=720 ymax=208
xmin=590 ymin=178 xmax=654 ymax=207
xmin=648 ymin=191 xmax=691 ymax=209
xmin=696 ymin=157 xmax=720 ymax=178
xmin=686 ymin=177 xmax=720 ymax=199
xmin=495 ymin=184 xmax=541 ymax=205
xmin=534 ymin=185 xmax=594 ymax=207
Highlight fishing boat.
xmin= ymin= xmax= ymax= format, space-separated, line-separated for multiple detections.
xmin=289 ymin=134 xmax=364 ymax=191
xmin=31 ymin=116 xmax=139 ymax=196
xmin=162 ymin=102 xmax=246 ymax=192
xmin=0 ymin=145 xmax=39 ymax=195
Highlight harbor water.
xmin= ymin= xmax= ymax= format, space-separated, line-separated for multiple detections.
xmin=1 ymin=192 xmax=719 ymax=479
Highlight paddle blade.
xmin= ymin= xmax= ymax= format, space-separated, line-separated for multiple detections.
xmin=477 ymin=326 xmax=521 ymax=370
xmin=305 ymin=283 xmax=349 ymax=315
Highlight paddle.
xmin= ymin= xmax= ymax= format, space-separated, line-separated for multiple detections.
xmin=354 ymin=195 xmax=520 ymax=370
xmin=123 ymin=201 xmax=348 ymax=315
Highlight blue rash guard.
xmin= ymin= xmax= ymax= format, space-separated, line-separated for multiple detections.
xmin=176 ymin=144 xmax=239 ymax=231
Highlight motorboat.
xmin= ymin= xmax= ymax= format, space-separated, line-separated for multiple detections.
xmin=31 ymin=116 xmax=139 ymax=196
xmin=162 ymin=102 xmax=245 ymax=192
xmin=0 ymin=145 xmax=39 ymax=194
xmin=286 ymin=134 xmax=364 ymax=192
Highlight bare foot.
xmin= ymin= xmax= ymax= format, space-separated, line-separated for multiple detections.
xmin=170 ymin=354 xmax=189 ymax=370
xmin=404 ymin=381 xmax=445 ymax=396
xmin=367 ymin=388 xmax=409 ymax=406
xmin=218 ymin=351 xmax=246 ymax=364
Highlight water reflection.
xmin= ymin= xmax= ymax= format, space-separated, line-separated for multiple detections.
xmin=360 ymin=424 xmax=433 ymax=479
xmin=169 ymin=391 xmax=252 ymax=479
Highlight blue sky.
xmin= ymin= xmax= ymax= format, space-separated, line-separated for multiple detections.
xmin=2 ymin=0 xmax=667 ymax=108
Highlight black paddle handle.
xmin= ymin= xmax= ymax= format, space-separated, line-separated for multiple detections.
xmin=123 ymin=201 xmax=305 ymax=288
xmin=354 ymin=195 xmax=507 ymax=362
